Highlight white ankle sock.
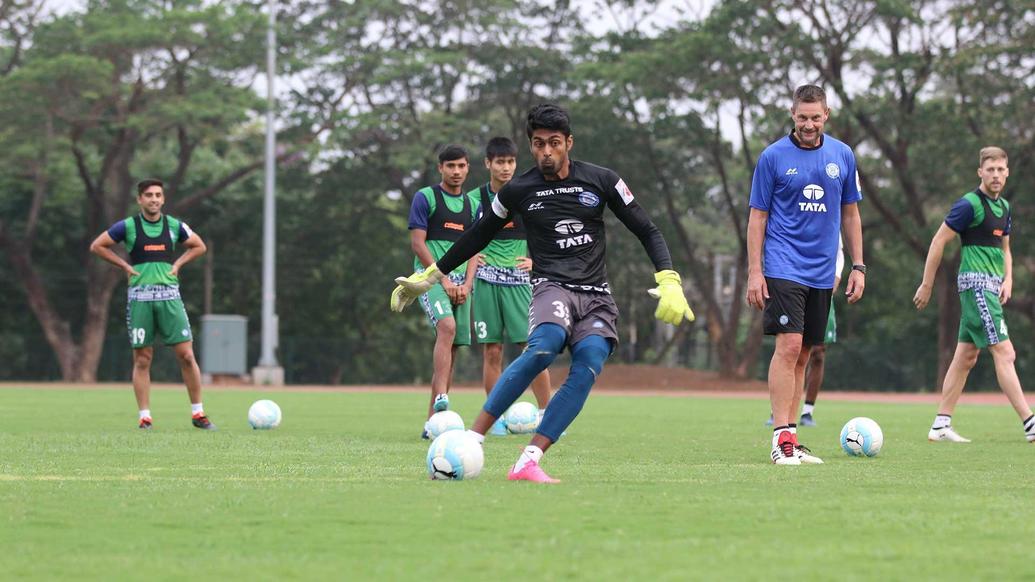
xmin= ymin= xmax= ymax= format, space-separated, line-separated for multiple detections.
xmin=802 ymin=403 xmax=815 ymax=415
xmin=932 ymin=414 xmax=951 ymax=429
xmin=191 ymin=403 xmax=204 ymax=416
xmin=139 ymin=409 xmax=151 ymax=420
xmin=467 ymin=430 xmax=485 ymax=444
xmin=513 ymin=445 xmax=544 ymax=471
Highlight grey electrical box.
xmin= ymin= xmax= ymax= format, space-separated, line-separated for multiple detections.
xmin=200 ymin=315 xmax=247 ymax=375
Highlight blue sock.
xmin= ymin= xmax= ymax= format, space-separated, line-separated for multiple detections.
xmin=483 ymin=323 xmax=566 ymax=418
xmin=537 ymin=335 xmax=611 ymax=442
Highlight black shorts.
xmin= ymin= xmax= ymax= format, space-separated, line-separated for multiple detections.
xmin=763 ymin=277 xmax=832 ymax=346
xmin=529 ymin=282 xmax=619 ymax=349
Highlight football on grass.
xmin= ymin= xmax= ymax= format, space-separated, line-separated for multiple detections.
xmin=840 ymin=417 xmax=883 ymax=457
xmin=248 ymin=399 xmax=282 ymax=429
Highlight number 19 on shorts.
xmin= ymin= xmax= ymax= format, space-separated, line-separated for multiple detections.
xmin=130 ymin=327 xmax=147 ymax=346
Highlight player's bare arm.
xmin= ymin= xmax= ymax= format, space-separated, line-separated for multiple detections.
xmin=170 ymin=230 xmax=207 ymax=277
xmin=1001 ymin=234 xmax=1012 ymax=304
xmin=89 ymin=231 xmax=139 ymax=277
xmin=841 ymin=202 xmax=865 ymax=303
xmin=745 ymin=207 xmax=769 ymax=310
xmin=392 ymin=209 xmax=507 ymax=312
xmin=515 ymin=256 xmax=532 ymax=272
xmin=913 ymin=223 xmax=957 ymax=310
xmin=411 ymin=228 xmax=459 ymax=302
xmin=457 ymin=252 xmax=477 ymax=305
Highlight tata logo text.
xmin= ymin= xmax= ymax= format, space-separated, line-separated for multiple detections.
xmin=554 ymin=219 xmax=592 ymax=249
xmin=799 ymin=184 xmax=827 ymax=212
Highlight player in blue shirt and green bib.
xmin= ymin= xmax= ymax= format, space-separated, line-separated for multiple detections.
xmin=90 ymin=179 xmax=215 ymax=430
xmin=913 ymin=147 xmax=1035 ymax=443
xmin=747 ymin=85 xmax=866 ymax=465
xmin=406 ymin=145 xmax=480 ymax=436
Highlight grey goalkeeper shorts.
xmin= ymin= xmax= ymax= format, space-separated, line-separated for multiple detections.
xmin=528 ymin=281 xmax=619 ymax=348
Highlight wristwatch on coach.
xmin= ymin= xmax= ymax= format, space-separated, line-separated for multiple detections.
xmin=852 ymin=264 xmax=867 ymax=274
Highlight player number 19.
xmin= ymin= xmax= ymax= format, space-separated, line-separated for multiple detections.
xmin=131 ymin=328 xmax=146 ymax=345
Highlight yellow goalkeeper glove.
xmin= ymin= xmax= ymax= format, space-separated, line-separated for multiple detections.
xmin=647 ymin=270 xmax=696 ymax=325
xmin=390 ymin=263 xmax=445 ymax=312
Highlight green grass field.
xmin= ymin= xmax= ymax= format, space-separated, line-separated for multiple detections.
xmin=1 ymin=387 xmax=1032 ymax=580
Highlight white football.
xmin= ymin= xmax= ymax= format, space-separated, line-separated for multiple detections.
xmin=248 ymin=399 xmax=282 ymax=430
xmin=424 ymin=410 xmax=464 ymax=439
xmin=504 ymin=401 xmax=540 ymax=434
xmin=427 ymin=430 xmax=484 ymax=480
xmin=840 ymin=417 xmax=883 ymax=457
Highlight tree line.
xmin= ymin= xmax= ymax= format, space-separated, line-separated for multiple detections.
xmin=0 ymin=0 xmax=1031 ymax=390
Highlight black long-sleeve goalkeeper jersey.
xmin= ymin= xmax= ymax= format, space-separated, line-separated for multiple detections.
xmin=436 ymin=160 xmax=673 ymax=293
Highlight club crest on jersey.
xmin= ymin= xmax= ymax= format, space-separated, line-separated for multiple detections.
xmin=800 ymin=184 xmax=827 ymax=212
xmin=579 ymin=192 xmax=600 ymax=207
xmin=554 ymin=219 xmax=592 ymax=249
xmin=825 ymin=163 xmax=840 ymax=179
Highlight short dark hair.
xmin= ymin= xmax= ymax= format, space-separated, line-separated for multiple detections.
xmin=137 ymin=178 xmax=164 ymax=196
xmin=437 ymin=144 xmax=469 ymax=164
xmin=526 ymin=103 xmax=571 ymax=139
xmin=792 ymin=84 xmax=827 ymax=110
xmin=485 ymin=137 xmax=518 ymax=161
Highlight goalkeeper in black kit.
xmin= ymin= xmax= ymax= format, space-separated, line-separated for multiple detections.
xmin=391 ymin=104 xmax=695 ymax=483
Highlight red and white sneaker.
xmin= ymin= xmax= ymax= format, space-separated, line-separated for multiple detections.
xmin=771 ymin=430 xmax=800 ymax=465
xmin=507 ymin=459 xmax=560 ymax=484
xmin=138 ymin=417 xmax=153 ymax=430
xmin=794 ymin=443 xmax=824 ymax=464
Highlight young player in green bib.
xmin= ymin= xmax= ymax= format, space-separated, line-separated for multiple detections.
xmin=914 ymin=147 xmax=1035 ymax=443
xmin=470 ymin=137 xmax=552 ymax=435
xmin=406 ymin=145 xmax=479 ymax=436
xmin=89 ymin=179 xmax=215 ymax=430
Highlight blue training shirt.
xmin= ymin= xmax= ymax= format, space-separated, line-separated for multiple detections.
xmin=749 ymin=132 xmax=862 ymax=288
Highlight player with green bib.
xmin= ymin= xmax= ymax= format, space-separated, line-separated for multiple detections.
xmin=470 ymin=137 xmax=552 ymax=436
xmin=406 ymin=145 xmax=479 ymax=436
xmin=914 ymin=147 xmax=1035 ymax=443
xmin=89 ymin=179 xmax=215 ymax=430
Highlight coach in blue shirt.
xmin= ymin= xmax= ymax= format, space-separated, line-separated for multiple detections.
xmin=746 ymin=84 xmax=866 ymax=466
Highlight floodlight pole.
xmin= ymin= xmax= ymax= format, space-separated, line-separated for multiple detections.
xmin=254 ymin=0 xmax=284 ymax=385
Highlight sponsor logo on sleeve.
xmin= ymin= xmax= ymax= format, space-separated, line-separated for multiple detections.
xmin=615 ymin=179 xmax=635 ymax=205
xmin=491 ymin=196 xmax=510 ymax=219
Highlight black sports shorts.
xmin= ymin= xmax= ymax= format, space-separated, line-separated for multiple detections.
xmin=762 ymin=277 xmax=832 ymax=346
